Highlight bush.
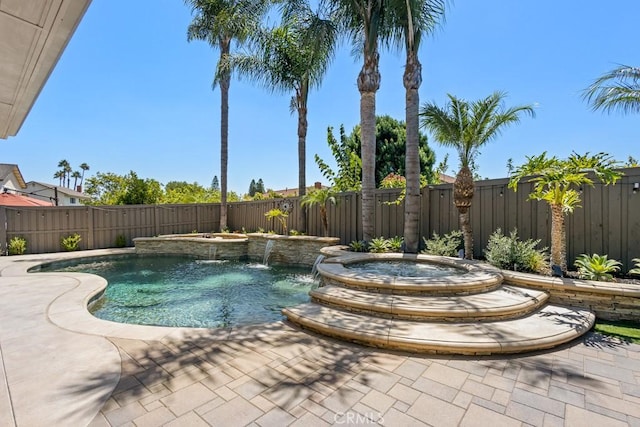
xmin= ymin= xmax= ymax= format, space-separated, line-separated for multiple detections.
xmin=8 ymin=236 xmax=27 ymax=255
xmin=349 ymin=240 xmax=368 ymax=252
xmin=387 ymin=236 xmax=404 ymax=252
xmin=484 ymin=228 xmax=549 ymax=273
xmin=115 ymin=234 xmax=127 ymax=248
xmin=574 ymin=254 xmax=621 ymax=282
xmin=421 ymin=230 xmax=462 ymax=257
xmin=61 ymin=233 xmax=82 ymax=252
xmin=629 ymin=258 xmax=640 ymax=276
xmin=368 ymin=237 xmax=391 ymax=253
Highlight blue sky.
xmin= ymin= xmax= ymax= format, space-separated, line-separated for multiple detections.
xmin=4 ymin=0 xmax=638 ymax=195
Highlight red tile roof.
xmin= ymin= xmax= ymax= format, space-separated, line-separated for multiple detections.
xmin=0 ymin=193 xmax=53 ymax=207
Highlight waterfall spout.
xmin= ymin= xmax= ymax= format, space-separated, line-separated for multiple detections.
xmin=263 ymin=240 xmax=275 ymax=265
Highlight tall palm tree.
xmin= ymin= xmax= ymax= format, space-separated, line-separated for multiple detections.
xmin=509 ymin=152 xmax=622 ymax=272
xmin=583 ymin=65 xmax=640 ymax=114
xmin=300 ymin=187 xmax=337 ymax=236
xmin=329 ymin=0 xmax=388 ymax=242
xmin=185 ymin=0 xmax=269 ymax=231
xmin=53 ymin=170 xmax=65 ymax=187
xmin=228 ymin=1 xmax=338 ymax=233
xmin=388 ymin=0 xmax=445 ymax=253
xmin=79 ymin=163 xmax=90 ymax=189
xmin=57 ymin=159 xmax=71 ymax=188
xmin=71 ymin=171 xmax=82 ymax=190
xmin=420 ymin=92 xmax=535 ymax=259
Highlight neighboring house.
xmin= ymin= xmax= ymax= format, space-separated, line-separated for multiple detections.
xmin=438 ymin=173 xmax=456 ymax=184
xmin=267 ymin=182 xmax=327 ymax=198
xmin=0 ymin=163 xmax=27 ymax=193
xmin=25 ymin=181 xmax=90 ymax=206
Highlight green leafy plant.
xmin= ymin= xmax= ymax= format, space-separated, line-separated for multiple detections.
xmin=484 ymin=228 xmax=549 ymax=274
xmin=264 ymin=208 xmax=288 ymax=235
xmin=61 ymin=233 xmax=82 ymax=252
xmin=629 ymin=258 xmax=640 ymax=276
xmin=574 ymin=254 xmax=622 ymax=282
xmin=289 ymin=229 xmax=306 ymax=236
xmin=115 ymin=234 xmax=127 ymax=248
xmin=7 ymin=236 xmax=27 ymax=255
xmin=368 ymin=237 xmax=391 ymax=253
xmin=421 ymin=230 xmax=463 ymax=257
xmin=349 ymin=240 xmax=368 ymax=252
xmin=387 ymin=236 xmax=404 ymax=252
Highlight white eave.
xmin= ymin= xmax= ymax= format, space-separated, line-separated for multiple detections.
xmin=0 ymin=0 xmax=92 ymax=139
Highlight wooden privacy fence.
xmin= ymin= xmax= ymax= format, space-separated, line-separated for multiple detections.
xmin=2 ymin=167 xmax=639 ymax=269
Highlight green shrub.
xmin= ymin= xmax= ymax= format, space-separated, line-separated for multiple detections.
xmin=574 ymin=254 xmax=621 ymax=282
xmin=629 ymin=258 xmax=640 ymax=276
xmin=421 ymin=230 xmax=462 ymax=257
xmin=349 ymin=240 xmax=368 ymax=252
xmin=368 ymin=236 xmax=391 ymax=253
xmin=484 ymin=228 xmax=549 ymax=273
xmin=8 ymin=236 xmax=27 ymax=255
xmin=387 ymin=236 xmax=404 ymax=252
xmin=115 ymin=234 xmax=127 ymax=248
xmin=61 ymin=233 xmax=82 ymax=252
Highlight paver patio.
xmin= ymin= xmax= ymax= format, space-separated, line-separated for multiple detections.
xmin=1 ymin=251 xmax=639 ymax=426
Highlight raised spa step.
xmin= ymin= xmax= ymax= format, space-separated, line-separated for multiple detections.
xmin=310 ymin=285 xmax=549 ymax=321
xmin=317 ymin=257 xmax=503 ymax=295
xmin=282 ymin=304 xmax=595 ymax=355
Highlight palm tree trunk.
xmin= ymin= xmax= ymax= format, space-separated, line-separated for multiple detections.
xmin=454 ymin=165 xmax=475 ymax=259
xmin=297 ymin=89 xmax=308 ymax=234
xmin=320 ymin=205 xmax=328 ymax=237
xmin=219 ymin=40 xmax=231 ymax=232
xmin=358 ymin=50 xmax=381 ymax=242
xmin=403 ymin=51 xmax=422 ymax=253
xmin=550 ymin=203 xmax=567 ymax=272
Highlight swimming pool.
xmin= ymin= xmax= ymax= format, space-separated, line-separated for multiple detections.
xmin=39 ymin=255 xmax=315 ymax=328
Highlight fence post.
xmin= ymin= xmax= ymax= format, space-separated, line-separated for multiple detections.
xmin=154 ymin=205 xmax=161 ymax=236
xmin=0 ymin=207 xmax=6 ymax=254
xmin=86 ymin=207 xmax=95 ymax=249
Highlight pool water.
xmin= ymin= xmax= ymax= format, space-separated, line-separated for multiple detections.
xmin=345 ymin=260 xmax=464 ymax=278
xmin=40 ymin=256 xmax=315 ymax=328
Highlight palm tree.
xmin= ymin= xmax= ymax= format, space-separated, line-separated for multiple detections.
xmin=329 ymin=0 xmax=388 ymax=242
xmin=228 ymin=1 xmax=338 ymax=233
xmin=508 ymin=152 xmax=622 ymax=272
xmin=71 ymin=171 xmax=82 ymax=190
xmin=388 ymin=0 xmax=445 ymax=253
xmin=300 ymin=187 xmax=337 ymax=236
xmin=420 ymin=92 xmax=535 ymax=259
xmin=57 ymin=159 xmax=71 ymax=188
xmin=79 ymin=163 xmax=90 ymax=189
xmin=583 ymin=65 xmax=640 ymax=114
xmin=185 ymin=0 xmax=269 ymax=231
xmin=53 ymin=170 xmax=65 ymax=187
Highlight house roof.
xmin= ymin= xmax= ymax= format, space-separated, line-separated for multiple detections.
xmin=0 ymin=163 xmax=26 ymax=188
xmin=27 ymin=181 xmax=89 ymax=199
xmin=0 ymin=193 xmax=53 ymax=207
xmin=438 ymin=173 xmax=456 ymax=184
xmin=0 ymin=1 xmax=92 ymax=139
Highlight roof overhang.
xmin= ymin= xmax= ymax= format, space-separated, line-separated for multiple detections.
xmin=0 ymin=0 xmax=92 ymax=139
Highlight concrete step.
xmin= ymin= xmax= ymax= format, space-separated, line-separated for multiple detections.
xmin=310 ymin=285 xmax=549 ymax=321
xmin=282 ymin=303 xmax=595 ymax=355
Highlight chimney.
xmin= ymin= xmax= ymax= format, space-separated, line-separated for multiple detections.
xmin=76 ymin=185 xmax=82 ymax=193
xmin=314 ymin=181 xmax=322 ymax=189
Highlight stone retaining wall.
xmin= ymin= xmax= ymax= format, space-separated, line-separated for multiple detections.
xmin=133 ymin=233 xmax=340 ymax=267
xmin=502 ymin=271 xmax=640 ymax=321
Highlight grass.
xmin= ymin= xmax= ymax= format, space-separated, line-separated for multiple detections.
xmin=594 ymin=320 xmax=640 ymax=343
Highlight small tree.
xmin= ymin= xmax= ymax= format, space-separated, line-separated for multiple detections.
xmin=509 ymin=152 xmax=622 ymax=272
xmin=265 ymin=208 xmax=289 ymax=235
xmin=300 ymin=188 xmax=337 ymax=237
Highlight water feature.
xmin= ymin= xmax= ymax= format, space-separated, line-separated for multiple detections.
xmin=208 ymin=245 xmax=217 ymax=260
xmin=263 ymin=239 xmax=275 ymax=265
xmin=38 ymin=255 xmax=316 ymax=328
xmin=311 ymin=255 xmax=325 ymax=279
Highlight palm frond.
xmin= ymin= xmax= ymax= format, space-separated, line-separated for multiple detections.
xmin=583 ymin=64 xmax=640 ymax=114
